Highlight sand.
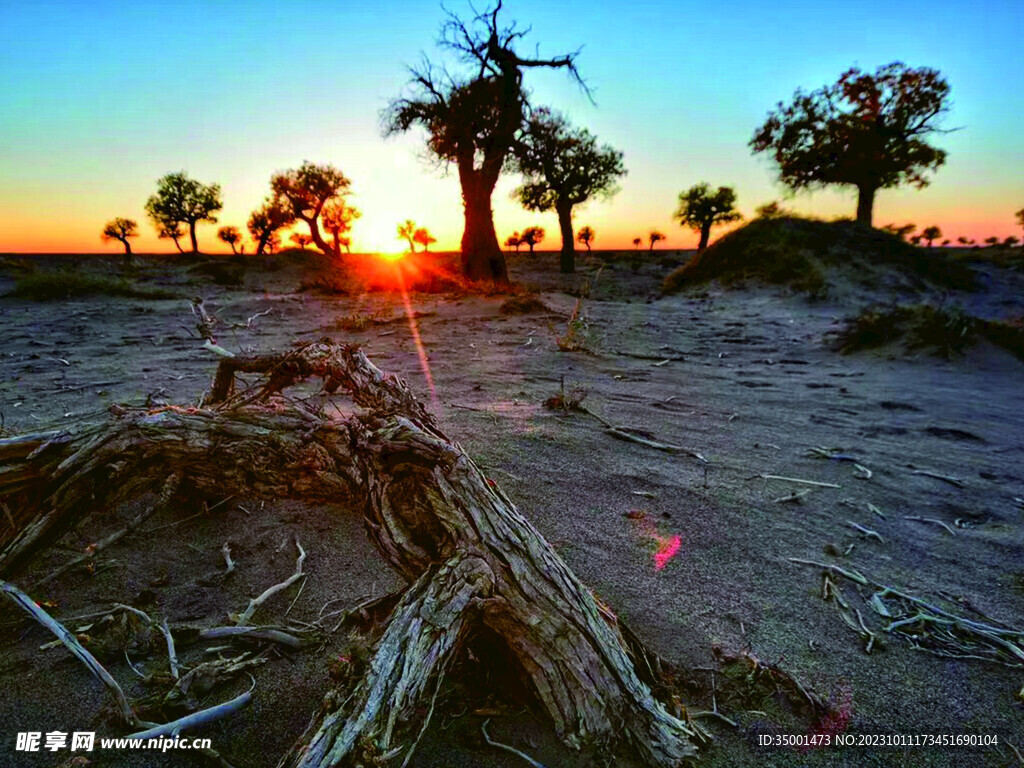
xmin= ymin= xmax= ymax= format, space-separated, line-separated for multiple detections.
xmin=0 ymin=250 xmax=1022 ymax=767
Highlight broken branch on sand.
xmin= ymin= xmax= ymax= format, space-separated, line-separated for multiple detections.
xmin=1 ymin=580 xmax=138 ymax=726
xmin=903 ymin=516 xmax=956 ymax=536
xmin=910 ymin=469 xmax=965 ymax=488
xmin=235 ymin=538 xmax=306 ymax=626
xmin=604 ymin=426 xmax=708 ymax=463
xmin=481 ymin=719 xmax=550 ymax=768
xmin=789 ymin=559 xmax=1024 ymax=665
xmin=846 ymin=521 xmax=884 ymax=543
xmin=752 ymin=474 xmax=841 ymax=489
xmin=126 ymin=676 xmax=255 ymax=741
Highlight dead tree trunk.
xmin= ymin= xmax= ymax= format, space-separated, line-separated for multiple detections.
xmin=0 ymin=342 xmax=698 ymax=767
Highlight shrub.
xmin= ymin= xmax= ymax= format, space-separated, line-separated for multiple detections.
xmin=11 ymin=271 xmax=175 ymax=301
xmin=662 ymin=216 xmax=978 ymax=295
xmin=499 ymin=295 xmax=551 ymax=314
xmin=833 ymin=304 xmax=1022 ymax=360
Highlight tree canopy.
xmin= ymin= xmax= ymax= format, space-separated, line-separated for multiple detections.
xmin=751 ymin=62 xmax=951 ymax=226
xmin=513 ymin=108 xmax=625 ymax=273
xmin=397 ymin=220 xmax=417 ymax=251
xmin=649 ymin=231 xmax=665 ymax=250
xmin=144 ymin=172 xmax=222 ymax=253
xmin=384 ymin=2 xmax=586 ymax=282
xmin=673 ymin=184 xmax=742 ymax=251
xmin=921 ymin=225 xmax=942 ymax=247
xmin=271 ymin=162 xmax=351 ymax=258
xmin=576 ymin=226 xmax=595 ymax=251
xmin=100 ymin=218 xmax=137 ymax=256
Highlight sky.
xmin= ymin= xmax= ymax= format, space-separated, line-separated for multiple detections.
xmin=1 ymin=0 xmax=1022 ymax=254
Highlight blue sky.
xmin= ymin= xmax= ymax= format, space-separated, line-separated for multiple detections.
xmin=1 ymin=0 xmax=1021 ymax=251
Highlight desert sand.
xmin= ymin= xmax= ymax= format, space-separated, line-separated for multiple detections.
xmin=0 ymin=250 xmax=1022 ymax=767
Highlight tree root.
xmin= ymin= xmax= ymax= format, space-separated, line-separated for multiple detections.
xmin=0 ymin=341 xmax=699 ymax=766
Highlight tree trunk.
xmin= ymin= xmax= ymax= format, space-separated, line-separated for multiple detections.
xmin=122 ymin=239 xmax=133 ymax=256
xmin=856 ymin=185 xmax=876 ymax=227
xmin=0 ymin=343 xmax=699 ymax=767
xmin=304 ymin=217 xmax=334 ymax=259
xmin=172 ymin=236 xmax=185 ymax=254
xmin=188 ymin=221 xmax=199 ymax=253
xmin=697 ymin=224 xmax=711 ymax=252
xmin=557 ymin=203 xmax=575 ymax=274
xmin=459 ymin=171 xmax=508 ymax=283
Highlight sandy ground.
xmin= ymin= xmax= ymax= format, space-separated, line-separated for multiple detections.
xmin=0 ymin=250 xmax=1022 ymax=768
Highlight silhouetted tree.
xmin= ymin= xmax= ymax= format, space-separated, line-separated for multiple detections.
xmin=632 ymin=237 xmax=642 ymax=249
xmin=648 ymin=231 xmax=665 ymax=250
xmin=413 ymin=228 xmax=437 ymax=252
xmin=398 ymin=220 xmax=417 ymax=251
xmin=384 ymin=3 xmax=586 ymax=282
xmin=1005 ymin=236 xmax=1020 ymax=248
xmin=921 ymin=226 xmax=942 ymax=247
xmin=751 ymin=62 xmax=951 ymax=226
xmin=145 ymin=172 xmax=222 ymax=253
xmin=941 ymin=239 xmax=950 ymax=246
xmin=910 ymin=235 xmax=922 ymax=245
xmin=157 ymin=223 xmax=186 ymax=253
xmin=100 ymin=218 xmax=137 ymax=258
xmin=1016 ymin=208 xmax=1024 ymax=243
xmin=576 ymin=226 xmax=594 ymax=251
xmin=513 ymin=109 xmax=625 ymax=273
xmin=248 ymin=196 xmax=295 ymax=257
xmin=290 ymin=232 xmax=313 ymax=249
xmin=271 ymin=162 xmax=351 ymax=258
xmin=957 ymin=236 xmax=969 ymax=245
xmin=504 ymin=233 xmax=521 ymax=252
xmin=882 ymin=223 xmax=917 ymax=241
xmin=520 ymin=226 xmax=544 ymax=254
xmin=674 ymin=184 xmax=742 ymax=251
xmin=321 ymin=201 xmax=360 ymax=258
xmin=217 ymin=226 xmax=242 ymax=254
xmin=755 ymin=201 xmax=790 ymax=219
xmin=984 ymin=236 xmax=999 ymax=247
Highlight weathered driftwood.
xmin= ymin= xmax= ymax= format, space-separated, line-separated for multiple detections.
xmin=0 ymin=341 xmax=698 ymax=766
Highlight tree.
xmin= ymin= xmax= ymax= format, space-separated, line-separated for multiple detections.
xmin=750 ymin=62 xmax=951 ymax=226
xmin=921 ymin=226 xmax=942 ymax=247
xmin=984 ymin=236 xmax=999 ymax=246
xmin=957 ymin=236 xmax=969 ymax=245
xmin=882 ymin=223 xmax=916 ymax=241
xmin=157 ymin=223 xmax=186 ymax=253
xmin=397 ymin=219 xmax=417 ymax=251
xmin=1016 ymin=208 xmax=1024 ymax=242
xmin=290 ymin=232 xmax=313 ymax=249
xmin=941 ymin=239 xmax=950 ymax=246
xmin=413 ymin=228 xmax=437 ymax=252
xmin=649 ymin=231 xmax=666 ymax=250
xmin=145 ymin=172 xmax=222 ymax=253
xmin=217 ymin=226 xmax=242 ymax=254
xmin=520 ymin=226 xmax=544 ymax=254
xmin=1005 ymin=236 xmax=1020 ymax=248
xmin=100 ymin=218 xmax=137 ymax=257
xmin=513 ymin=109 xmax=625 ymax=273
xmin=577 ymin=226 xmax=595 ymax=251
xmin=632 ymin=237 xmax=642 ymax=249
xmin=271 ymin=162 xmax=352 ymax=258
xmin=321 ymin=201 xmax=361 ymax=258
xmin=674 ymin=184 xmax=742 ymax=251
xmin=504 ymin=233 xmax=521 ymax=252
xmin=755 ymin=201 xmax=791 ymax=219
xmin=248 ymin=196 xmax=295 ymax=257
xmin=384 ymin=3 xmax=586 ymax=282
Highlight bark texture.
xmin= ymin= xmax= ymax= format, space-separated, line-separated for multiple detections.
xmin=0 ymin=342 xmax=698 ymax=767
